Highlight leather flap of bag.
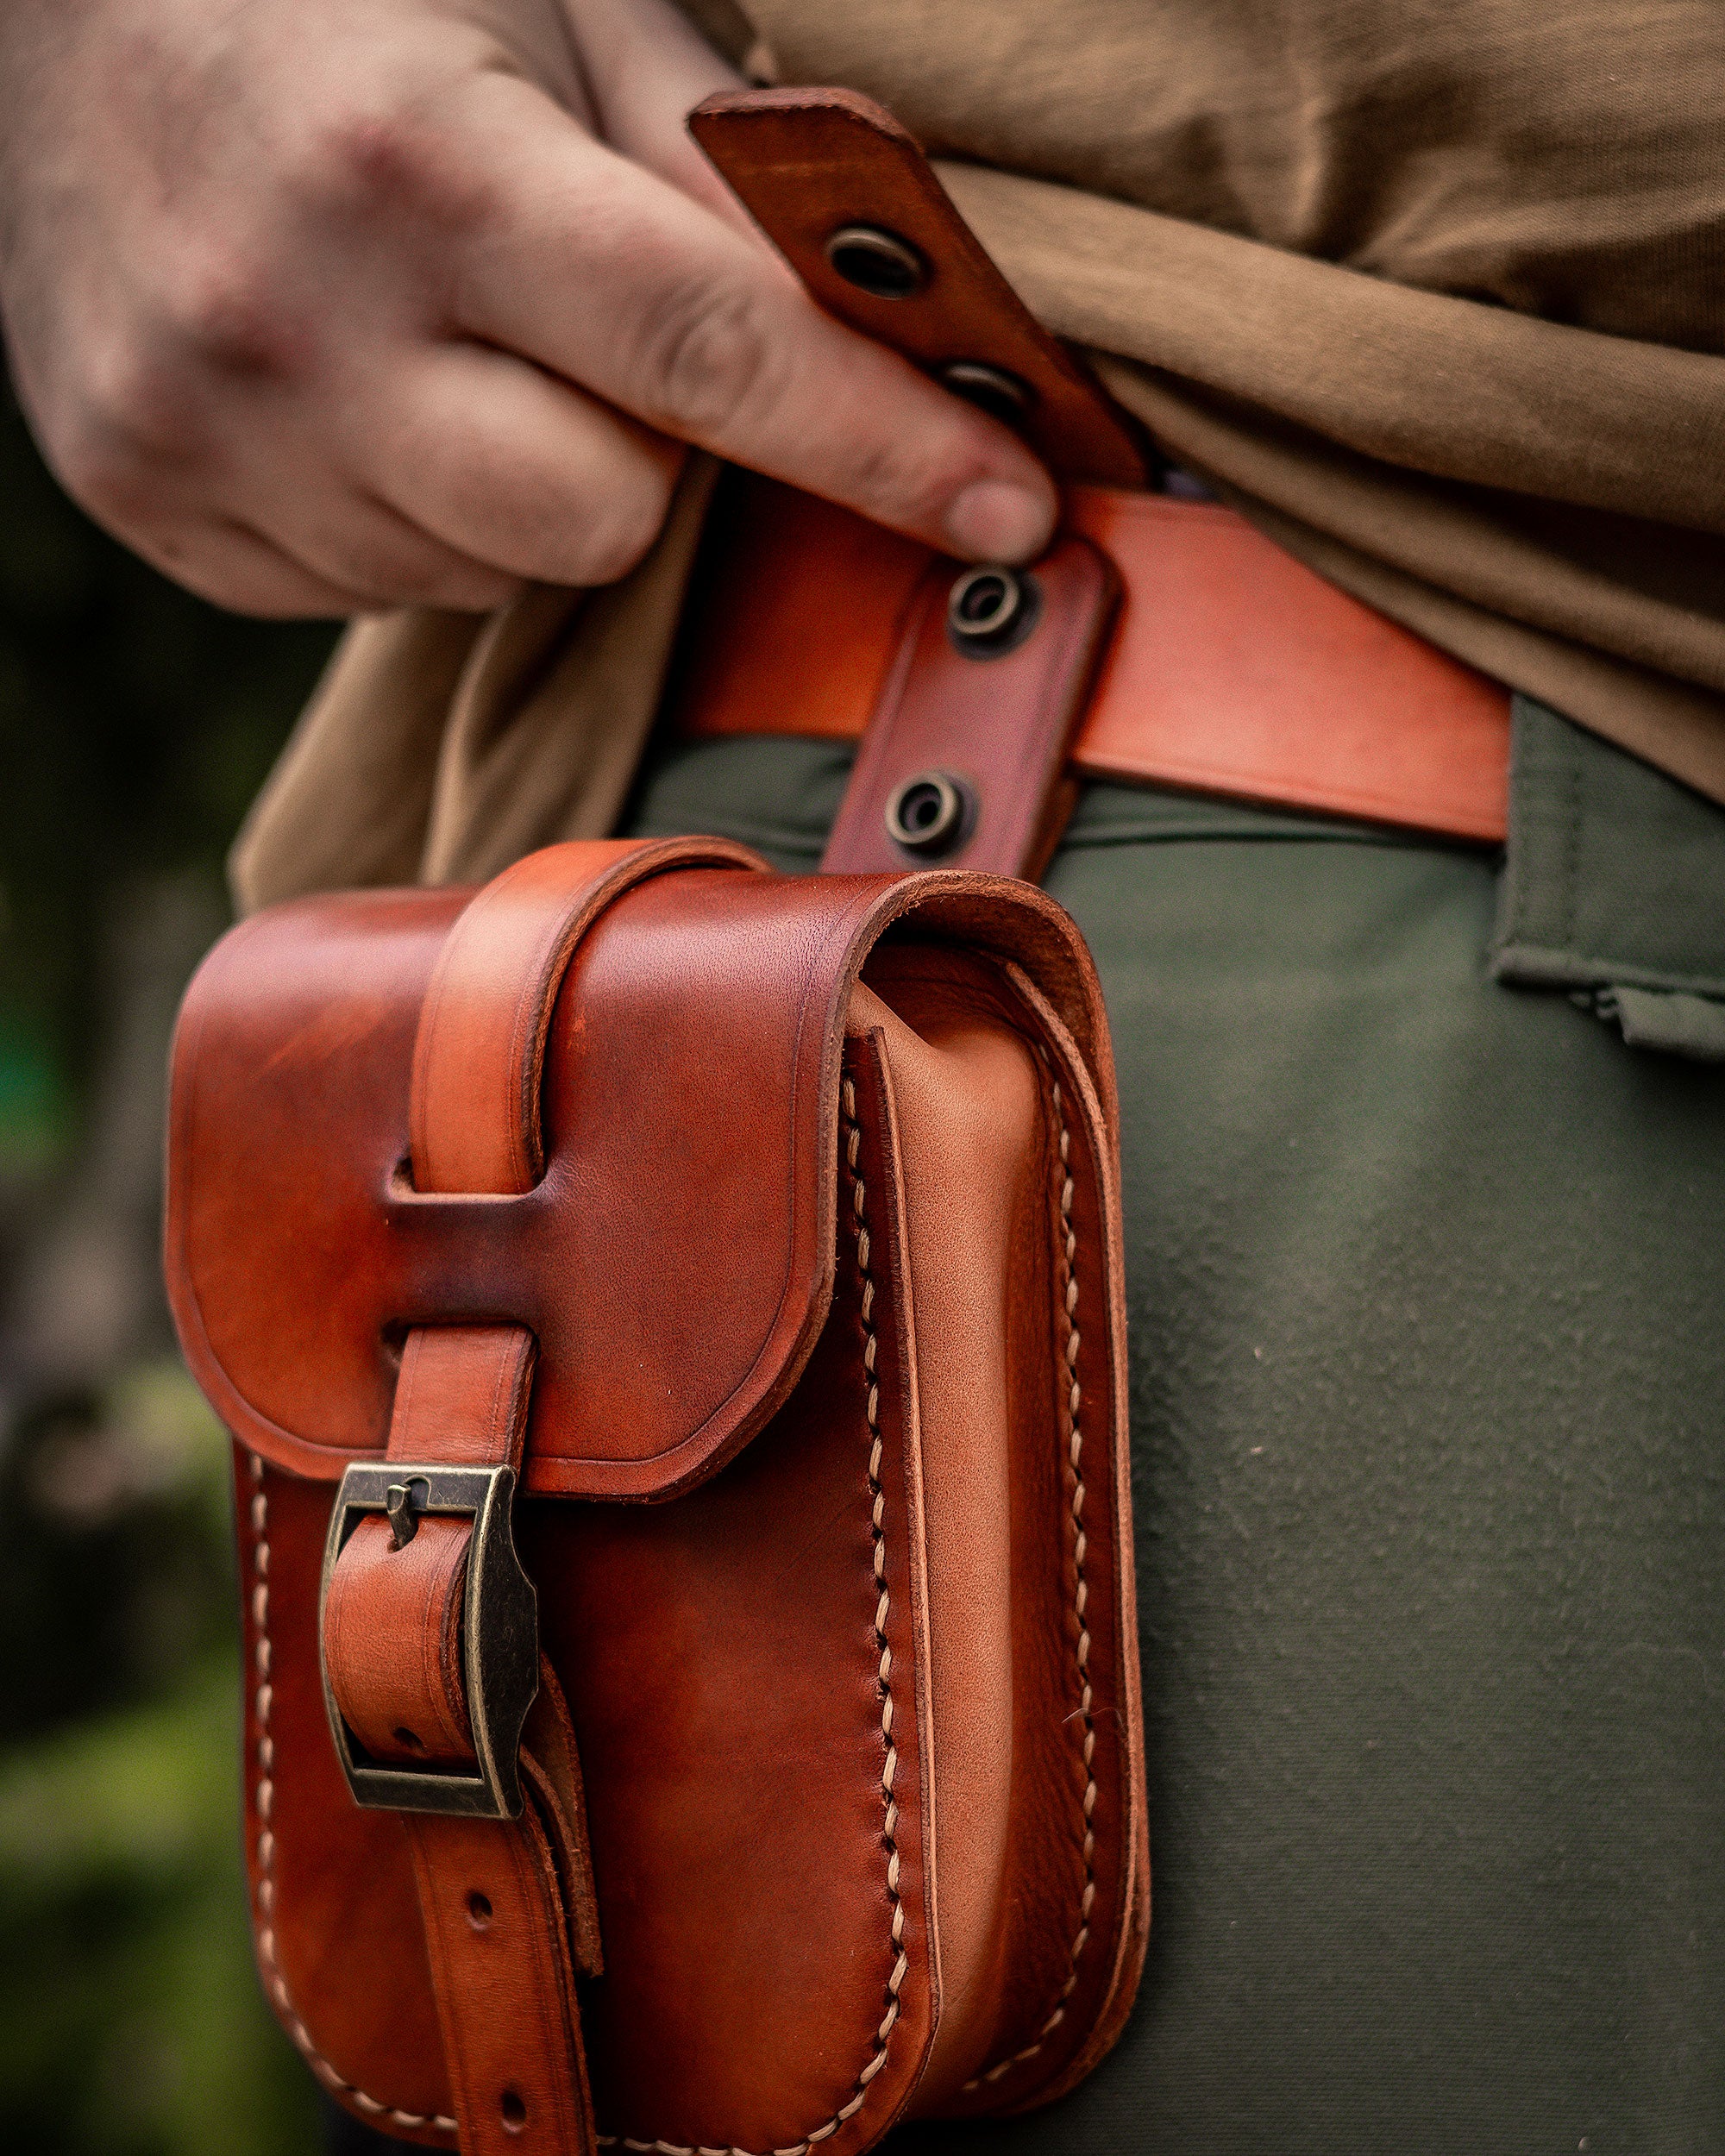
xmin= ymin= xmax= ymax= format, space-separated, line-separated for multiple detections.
xmin=166 ymin=840 xmax=1117 ymax=1500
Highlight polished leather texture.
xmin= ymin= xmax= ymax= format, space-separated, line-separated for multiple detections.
xmin=689 ymin=89 xmax=1145 ymax=490
xmin=670 ymin=473 xmax=1514 ymax=845
xmin=180 ymin=842 xmax=1148 ymax=2150
xmin=819 ymin=537 xmax=1120 ymax=880
xmin=683 ymin=86 xmax=1505 ymax=850
xmin=323 ymin=1315 xmax=599 ymax=2156
xmin=324 ymin=1509 xmax=474 ymax=1763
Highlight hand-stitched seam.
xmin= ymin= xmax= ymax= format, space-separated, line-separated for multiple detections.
xmin=962 ymin=1076 xmax=1098 ymax=2092
xmin=596 ymin=1070 xmax=906 ymax=2156
xmin=245 ymin=1452 xmax=461 ymax=2140
xmin=249 ymin=1074 xmax=907 ymax=2155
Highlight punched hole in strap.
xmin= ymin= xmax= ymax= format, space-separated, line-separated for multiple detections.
xmin=500 ymin=2089 xmax=529 ymax=2134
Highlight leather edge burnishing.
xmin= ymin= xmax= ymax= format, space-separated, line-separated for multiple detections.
xmin=191 ymin=849 xmax=1146 ymax=2148
xmin=165 ymin=865 xmax=1120 ymax=1501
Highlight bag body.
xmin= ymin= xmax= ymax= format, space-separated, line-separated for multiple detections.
xmin=166 ymin=837 xmax=1147 ymax=2151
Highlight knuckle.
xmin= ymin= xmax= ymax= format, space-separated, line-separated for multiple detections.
xmin=842 ymin=429 xmax=984 ymax=527
xmin=632 ymin=275 xmax=785 ymax=437
xmin=166 ymin=254 xmax=312 ymax=385
xmin=52 ymin=340 xmax=205 ymax=517
xmin=287 ymin=95 xmax=492 ymax=233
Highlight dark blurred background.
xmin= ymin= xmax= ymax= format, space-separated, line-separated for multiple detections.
xmin=0 ymin=367 xmax=338 ymax=2153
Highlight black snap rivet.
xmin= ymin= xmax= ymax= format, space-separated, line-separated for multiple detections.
xmin=947 ymin=564 xmax=1039 ymax=656
xmin=825 ymin=224 xmax=928 ymax=298
xmin=886 ymin=772 xmax=973 ymax=857
xmin=939 ymin=360 xmax=1034 ymax=425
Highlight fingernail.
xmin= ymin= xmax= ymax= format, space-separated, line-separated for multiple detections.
xmin=944 ymin=479 xmax=1056 ymax=564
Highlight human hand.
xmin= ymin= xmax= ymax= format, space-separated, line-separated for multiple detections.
xmin=0 ymin=0 xmax=1057 ymax=616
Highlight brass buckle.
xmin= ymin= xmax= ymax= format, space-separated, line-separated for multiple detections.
xmin=318 ymin=1462 xmax=538 ymax=1821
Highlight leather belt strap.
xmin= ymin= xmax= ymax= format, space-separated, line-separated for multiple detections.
xmin=685 ymin=89 xmax=1510 ymax=857
xmin=690 ymin=87 xmax=1145 ymax=489
xmin=819 ymin=534 xmax=1120 ymax=880
xmin=323 ymin=839 xmax=756 ymax=2152
xmin=672 ymin=476 xmax=1514 ymax=849
xmin=327 ymin=1321 xmax=601 ymax=2156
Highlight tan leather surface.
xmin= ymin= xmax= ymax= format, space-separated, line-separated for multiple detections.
xmin=982 ymin=952 xmax=1148 ymax=2112
xmin=841 ymin=974 xmax=1038 ymax=2095
xmin=520 ymin=1669 xmax=604 ymax=1983
xmin=323 ymin=1513 xmax=474 ymax=1764
xmin=166 ymin=871 xmax=1120 ymax=1495
xmin=190 ymin=854 xmax=1147 ymax=2147
xmin=354 ymin=960 xmax=605 ymax=2153
xmin=237 ymin=1451 xmax=458 ymax=2145
xmin=323 ymin=1317 xmax=599 ymax=2156
xmin=241 ymin=1056 xmax=948 ymax=2153
xmin=405 ymin=1805 xmax=596 ymax=2156
xmin=523 ymin=1070 xmax=942 ymax=2153
xmin=380 ymin=1322 xmax=538 ymax=1470
xmin=323 ymin=1322 xmax=536 ymax=1767
xmin=672 ymin=473 xmax=1514 ymax=845
xmin=856 ymin=949 xmax=1145 ymax=2112
xmin=820 ymin=537 xmax=1120 ymax=880
xmin=689 ymin=88 xmax=1145 ymax=489
xmin=412 ymin=841 xmax=676 ymax=1196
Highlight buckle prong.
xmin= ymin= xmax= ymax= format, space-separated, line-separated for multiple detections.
xmin=319 ymin=1461 xmax=538 ymax=1820
xmin=384 ymin=1476 xmax=427 ymax=1548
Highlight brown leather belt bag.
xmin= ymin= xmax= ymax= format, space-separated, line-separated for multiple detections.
xmin=166 ymin=835 xmax=1147 ymax=2152
xmin=162 ymin=89 xmax=1157 ymax=2156
xmin=162 ymin=78 xmax=1507 ymax=2156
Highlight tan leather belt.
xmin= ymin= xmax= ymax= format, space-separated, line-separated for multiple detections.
xmin=674 ymin=473 xmax=1512 ymax=847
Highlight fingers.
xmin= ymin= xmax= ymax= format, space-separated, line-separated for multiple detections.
xmin=131 ymin=515 xmax=396 ymax=619
xmin=360 ymin=341 xmax=686 ymax=587
xmin=15 ymin=279 xmax=530 ymax=614
xmin=453 ymin=74 xmax=1059 ymax=563
xmin=5 ymin=0 xmax=1058 ymax=624
xmin=557 ymin=0 xmax=750 ymax=222
xmin=253 ymin=476 xmax=525 ymax=613
xmin=75 ymin=422 xmax=528 ymax=615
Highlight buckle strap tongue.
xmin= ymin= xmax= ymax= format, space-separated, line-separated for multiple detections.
xmin=317 ymin=845 xmax=669 ymax=2153
xmin=323 ymin=1457 xmax=536 ymax=1819
xmin=323 ymin=1326 xmax=539 ymax=1817
xmin=322 ymin=1322 xmax=599 ymax=2156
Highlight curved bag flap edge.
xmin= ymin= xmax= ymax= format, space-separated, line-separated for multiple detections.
xmin=165 ymin=851 xmax=1114 ymax=1504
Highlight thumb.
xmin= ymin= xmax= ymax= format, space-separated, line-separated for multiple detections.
xmin=453 ymin=78 xmax=1059 ymax=562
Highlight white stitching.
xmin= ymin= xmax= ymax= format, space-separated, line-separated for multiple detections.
xmin=245 ymin=1451 xmax=461 ymax=2139
xmin=962 ymin=1078 xmax=1099 ymax=2092
xmin=595 ymin=1073 xmax=907 ymax=2156
xmin=247 ymin=1069 xmax=1094 ymax=2134
xmin=247 ymin=1072 xmax=910 ymax=2155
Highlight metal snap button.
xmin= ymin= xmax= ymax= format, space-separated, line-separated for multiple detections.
xmin=825 ymin=224 xmax=928 ymax=298
xmin=886 ymin=771 xmax=974 ymax=856
xmin=939 ymin=360 xmax=1033 ymax=424
xmin=946 ymin=564 xmax=1039 ymax=655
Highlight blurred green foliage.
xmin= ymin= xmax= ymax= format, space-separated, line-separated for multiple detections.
xmin=0 ymin=1395 xmax=318 ymax=2156
xmin=0 ymin=371 xmax=338 ymax=2153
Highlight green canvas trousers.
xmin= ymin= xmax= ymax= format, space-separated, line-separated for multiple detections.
xmin=622 ymin=698 xmax=1725 ymax=2154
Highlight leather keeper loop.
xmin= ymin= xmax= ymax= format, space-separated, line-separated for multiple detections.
xmin=409 ymin=837 xmax=762 ymax=1194
xmin=323 ymin=1513 xmax=475 ymax=1764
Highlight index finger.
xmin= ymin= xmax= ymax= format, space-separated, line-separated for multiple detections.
xmin=448 ymin=76 xmax=1059 ymax=563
